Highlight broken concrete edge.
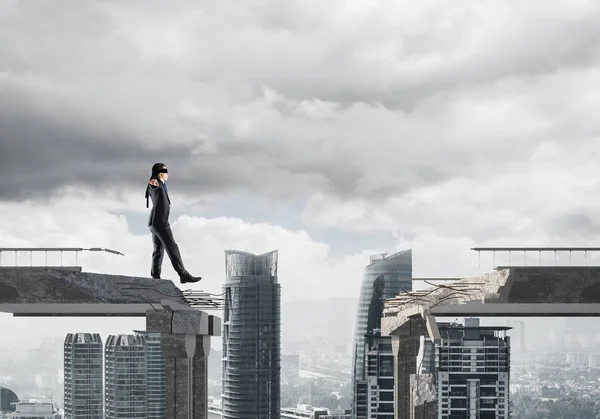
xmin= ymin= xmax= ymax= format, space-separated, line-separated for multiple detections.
xmin=421 ymin=308 xmax=441 ymax=341
xmin=0 ymin=268 xmax=190 ymax=306
xmin=410 ymin=373 xmax=437 ymax=405
xmin=160 ymin=299 xmax=195 ymax=312
xmin=389 ymin=315 xmax=428 ymax=343
xmin=146 ymin=299 xmax=221 ymax=337
xmin=208 ymin=315 xmax=221 ymax=336
xmin=382 ymin=269 xmax=511 ymax=337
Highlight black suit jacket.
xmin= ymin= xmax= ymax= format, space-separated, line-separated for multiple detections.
xmin=146 ymin=180 xmax=171 ymax=227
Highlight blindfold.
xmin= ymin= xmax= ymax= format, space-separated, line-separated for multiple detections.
xmin=146 ymin=168 xmax=168 ymax=207
xmin=151 ymin=168 xmax=168 ymax=178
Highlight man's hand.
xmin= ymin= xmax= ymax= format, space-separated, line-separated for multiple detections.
xmin=149 ymin=178 xmax=159 ymax=187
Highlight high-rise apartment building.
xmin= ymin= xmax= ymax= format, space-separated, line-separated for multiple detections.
xmin=352 ymin=250 xmax=412 ymax=419
xmin=436 ymin=318 xmax=510 ymax=419
xmin=104 ymin=334 xmax=147 ymax=419
xmin=63 ymin=333 xmax=103 ymax=419
xmin=359 ymin=331 xmax=394 ymax=419
xmin=222 ymin=250 xmax=281 ymax=419
xmin=135 ymin=331 xmax=166 ymax=419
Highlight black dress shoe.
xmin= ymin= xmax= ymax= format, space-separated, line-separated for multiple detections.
xmin=151 ymin=276 xmax=161 ymax=279
xmin=180 ymin=272 xmax=202 ymax=284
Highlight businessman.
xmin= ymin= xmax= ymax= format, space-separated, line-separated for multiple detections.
xmin=145 ymin=162 xmax=201 ymax=284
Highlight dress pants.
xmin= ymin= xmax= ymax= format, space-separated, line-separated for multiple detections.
xmin=149 ymin=222 xmax=186 ymax=278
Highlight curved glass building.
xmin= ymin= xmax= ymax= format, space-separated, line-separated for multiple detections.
xmin=0 ymin=387 xmax=18 ymax=413
xmin=352 ymin=250 xmax=412 ymax=418
xmin=222 ymin=250 xmax=281 ymax=419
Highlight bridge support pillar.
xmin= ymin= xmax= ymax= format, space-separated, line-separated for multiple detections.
xmin=409 ymin=374 xmax=438 ymax=419
xmin=146 ymin=300 xmax=221 ymax=419
xmin=391 ymin=315 xmax=427 ymax=419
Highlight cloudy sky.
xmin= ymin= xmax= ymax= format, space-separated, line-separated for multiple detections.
xmin=1 ymin=0 xmax=600 ymax=342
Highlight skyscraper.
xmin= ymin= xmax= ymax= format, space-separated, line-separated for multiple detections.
xmin=104 ymin=334 xmax=147 ymax=419
xmin=134 ymin=331 xmax=166 ymax=419
xmin=63 ymin=333 xmax=103 ymax=419
xmin=222 ymin=250 xmax=281 ymax=419
xmin=352 ymin=250 xmax=412 ymax=419
xmin=436 ymin=318 xmax=510 ymax=419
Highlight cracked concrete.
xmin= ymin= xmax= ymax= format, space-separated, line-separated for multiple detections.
xmin=382 ymin=268 xmax=509 ymax=336
xmin=410 ymin=373 xmax=437 ymax=419
xmin=382 ymin=267 xmax=600 ymax=337
xmin=0 ymin=267 xmax=189 ymax=315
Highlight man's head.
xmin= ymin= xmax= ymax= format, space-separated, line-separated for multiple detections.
xmin=151 ymin=163 xmax=169 ymax=182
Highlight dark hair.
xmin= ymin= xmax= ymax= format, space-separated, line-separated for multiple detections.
xmin=145 ymin=163 xmax=167 ymax=208
xmin=151 ymin=163 xmax=167 ymax=179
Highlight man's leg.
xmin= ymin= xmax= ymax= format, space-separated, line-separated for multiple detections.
xmin=150 ymin=230 xmax=164 ymax=279
xmin=150 ymin=223 xmax=187 ymax=276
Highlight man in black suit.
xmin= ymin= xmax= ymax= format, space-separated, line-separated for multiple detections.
xmin=145 ymin=163 xmax=201 ymax=284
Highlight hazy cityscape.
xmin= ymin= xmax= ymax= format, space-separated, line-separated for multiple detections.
xmin=2 ymin=250 xmax=600 ymax=418
xmin=5 ymin=316 xmax=600 ymax=418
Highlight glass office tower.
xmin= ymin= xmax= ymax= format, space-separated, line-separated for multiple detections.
xmin=352 ymin=250 xmax=412 ymax=419
xmin=221 ymin=250 xmax=281 ymax=419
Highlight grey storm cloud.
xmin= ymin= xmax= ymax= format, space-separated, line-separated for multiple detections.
xmin=0 ymin=92 xmax=324 ymax=201
xmin=1 ymin=0 xmax=600 ymax=204
xmin=549 ymin=212 xmax=600 ymax=239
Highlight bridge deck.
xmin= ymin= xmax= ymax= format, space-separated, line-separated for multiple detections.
xmin=0 ymin=267 xmax=190 ymax=317
xmin=383 ymin=266 xmax=600 ymax=336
